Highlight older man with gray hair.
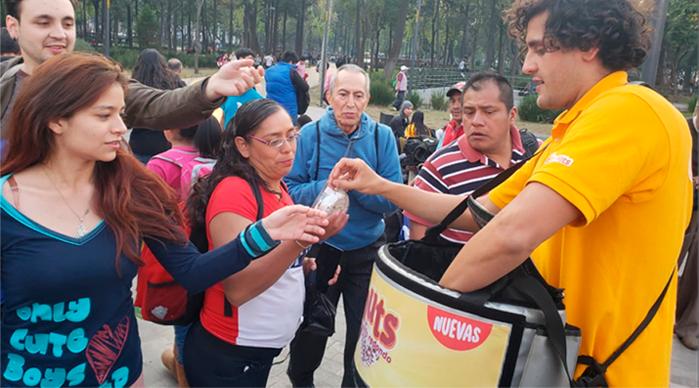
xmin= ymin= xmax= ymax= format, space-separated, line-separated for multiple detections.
xmin=285 ymin=64 xmax=402 ymax=387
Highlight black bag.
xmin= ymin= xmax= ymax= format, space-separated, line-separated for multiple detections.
xmin=298 ymin=244 xmax=339 ymax=337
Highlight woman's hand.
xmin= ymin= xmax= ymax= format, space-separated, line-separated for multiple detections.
xmin=303 ymin=258 xmax=342 ymax=286
xmin=322 ymin=212 xmax=349 ymax=240
xmin=328 ymin=158 xmax=385 ymax=195
xmin=261 ymin=205 xmax=329 ymax=244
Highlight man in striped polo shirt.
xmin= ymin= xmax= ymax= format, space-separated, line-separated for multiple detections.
xmin=406 ymin=72 xmax=527 ymax=242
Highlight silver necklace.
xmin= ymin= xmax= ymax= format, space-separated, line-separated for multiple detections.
xmin=42 ymin=166 xmax=91 ymax=237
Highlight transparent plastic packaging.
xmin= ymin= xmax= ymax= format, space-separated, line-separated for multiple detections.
xmin=312 ymin=184 xmax=349 ymax=214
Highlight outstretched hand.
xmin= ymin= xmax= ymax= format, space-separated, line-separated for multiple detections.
xmin=261 ymin=205 xmax=329 ymax=244
xmin=205 ymin=59 xmax=265 ymax=101
xmin=328 ymin=158 xmax=385 ymax=195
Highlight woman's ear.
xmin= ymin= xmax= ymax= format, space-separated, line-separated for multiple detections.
xmin=235 ymin=136 xmax=250 ymax=158
xmin=47 ymin=118 xmax=68 ymax=135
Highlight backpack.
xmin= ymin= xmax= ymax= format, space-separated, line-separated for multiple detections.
xmin=519 ymin=127 xmax=541 ymax=158
xmin=135 ymin=179 xmax=264 ymax=325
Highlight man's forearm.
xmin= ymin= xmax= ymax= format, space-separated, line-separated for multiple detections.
xmin=376 ymin=181 xmax=479 ymax=231
xmin=124 ymin=78 xmax=223 ymax=130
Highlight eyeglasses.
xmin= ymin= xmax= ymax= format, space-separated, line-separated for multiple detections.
xmin=248 ymin=132 xmax=300 ymax=149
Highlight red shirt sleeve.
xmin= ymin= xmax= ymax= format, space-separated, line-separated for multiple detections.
xmin=205 ymin=176 xmax=258 ymax=225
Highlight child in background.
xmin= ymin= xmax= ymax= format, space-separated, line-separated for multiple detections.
xmin=147 ymin=116 xmax=222 ymax=387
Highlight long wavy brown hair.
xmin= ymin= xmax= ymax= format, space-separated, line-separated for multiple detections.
xmin=1 ymin=52 xmax=186 ymax=266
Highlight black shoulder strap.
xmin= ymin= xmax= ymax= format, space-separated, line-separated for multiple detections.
xmin=223 ymin=179 xmax=265 ymax=317
xmin=575 ymin=268 xmax=676 ymax=386
xmin=315 ymin=121 xmax=321 ymax=181
xmin=374 ymin=122 xmax=380 ymax=171
xmin=424 ymin=144 xmax=547 ymax=241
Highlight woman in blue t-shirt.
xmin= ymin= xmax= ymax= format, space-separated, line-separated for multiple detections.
xmin=0 ymin=53 xmax=330 ymax=387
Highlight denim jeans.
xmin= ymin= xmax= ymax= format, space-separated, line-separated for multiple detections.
xmin=184 ymin=320 xmax=281 ymax=387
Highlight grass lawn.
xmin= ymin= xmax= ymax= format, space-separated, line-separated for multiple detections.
xmin=179 ymin=67 xmax=218 ymax=79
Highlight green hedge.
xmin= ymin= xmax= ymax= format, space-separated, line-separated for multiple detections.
xmin=688 ymin=95 xmax=697 ymax=114
xmin=518 ymin=95 xmax=561 ymax=123
xmin=430 ymin=91 xmax=447 ymax=111
xmin=407 ymin=91 xmax=422 ymax=110
xmin=74 ymin=38 xmax=96 ymax=53
xmin=369 ymin=71 xmax=394 ymax=106
xmin=107 ymin=47 xmax=219 ymax=69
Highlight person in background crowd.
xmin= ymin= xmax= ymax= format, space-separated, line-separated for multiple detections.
xmin=184 ymin=99 xmax=347 ymax=387
xmin=323 ymin=58 xmax=347 ymax=105
xmin=329 ymin=0 xmax=691 ymax=385
xmin=146 ymin=116 xmax=223 ymax=387
xmin=265 ymin=51 xmax=309 ymax=125
xmin=0 ymin=27 xmax=20 ymax=61
xmin=1 ymin=0 xmax=264 ymax=144
xmin=0 ymin=52 xmax=330 ymax=388
xmin=407 ymin=73 xmax=527 ymax=241
xmin=675 ymin=99 xmax=699 ymax=351
xmin=404 ymin=110 xmax=433 ymax=138
xmin=129 ymin=49 xmax=187 ymax=164
xmin=285 ymin=64 xmax=402 ymax=388
xmin=392 ymin=65 xmax=409 ymax=110
xmin=221 ymin=48 xmax=264 ymax=129
xmin=263 ymin=53 xmax=274 ymax=69
xmin=296 ymin=57 xmax=308 ymax=81
xmin=389 ymin=100 xmax=413 ymax=152
xmin=168 ymin=58 xmax=183 ymax=75
xmin=439 ymin=81 xmax=466 ymax=147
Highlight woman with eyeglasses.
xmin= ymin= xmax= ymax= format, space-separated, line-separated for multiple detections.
xmin=185 ymin=99 xmax=348 ymax=387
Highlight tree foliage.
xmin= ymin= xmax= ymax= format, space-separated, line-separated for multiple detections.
xmin=0 ymin=0 xmax=681 ymax=94
xmin=135 ymin=4 xmax=159 ymax=49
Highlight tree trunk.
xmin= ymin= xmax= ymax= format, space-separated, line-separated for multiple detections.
xmin=92 ymin=0 xmax=100 ymax=43
xmin=459 ymin=1 xmax=471 ymax=60
xmin=229 ymin=0 xmax=234 ymax=50
xmin=187 ymin=1 xmax=192 ymax=49
xmin=509 ymin=39 xmax=519 ymax=77
xmin=442 ymin=21 xmax=450 ymax=66
xmin=484 ymin=0 xmax=498 ymax=68
xmin=295 ymin=0 xmax=306 ymax=55
xmin=271 ymin=0 xmax=279 ymax=53
xmin=194 ymin=0 xmax=205 ymax=73
xmin=202 ymin=0 xmax=209 ymax=51
xmin=383 ymin=0 xmax=409 ymax=78
xmin=373 ymin=21 xmax=381 ymax=68
xmin=497 ymin=22 xmax=504 ymax=73
xmin=167 ymin=0 xmax=174 ymax=50
xmin=354 ymin=0 xmax=362 ymax=64
xmin=126 ymin=2 xmax=133 ymax=47
xmin=244 ymin=0 xmax=262 ymax=54
xmin=212 ymin=0 xmax=218 ymax=51
xmin=282 ymin=7 xmax=288 ymax=52
xmin=470 ymin=0 xmax=481 ymax=69
xmin=430 ymin=0 xmax=439 ymax=66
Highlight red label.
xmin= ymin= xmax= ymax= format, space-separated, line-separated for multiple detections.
xmin=427 ymin=306 xmax=492 ymax=351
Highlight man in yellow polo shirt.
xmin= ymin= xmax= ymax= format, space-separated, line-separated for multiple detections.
xmin=328 ymin=0 xmax=692 ymax=385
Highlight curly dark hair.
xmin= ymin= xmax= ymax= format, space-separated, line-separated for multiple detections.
xmin=505 ymin=0 xmax=650 ymax=71
xmin=187 ymin=99 xmax=285 ymax=241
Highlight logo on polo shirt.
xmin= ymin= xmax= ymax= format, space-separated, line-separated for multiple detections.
xmin=545 ymin=152 xmax=574 ymax=167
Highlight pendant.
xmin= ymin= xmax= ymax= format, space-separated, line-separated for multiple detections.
xmin=77 ymin=223 xmax=87 ymax=238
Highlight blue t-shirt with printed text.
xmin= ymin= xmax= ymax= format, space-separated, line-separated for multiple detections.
xmin=0 ymin=175 xmax=255 ymax=387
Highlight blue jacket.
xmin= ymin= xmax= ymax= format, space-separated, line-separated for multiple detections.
xmin=265 ymin=61 xmax=297 ymax=120
xmin=222 ymin=88 xmax=263 ymax=129
xmin=286 ymin=109 xmax=402 ymax=250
